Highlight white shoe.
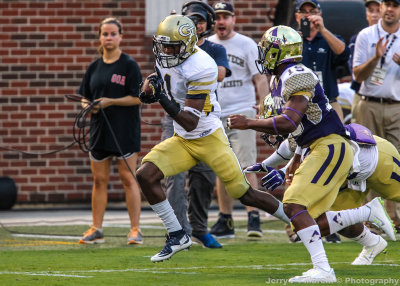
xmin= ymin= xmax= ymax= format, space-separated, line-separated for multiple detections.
xmin=366 ymin=197 xmax=396 ymax=241
xmin=289 ymin=267 xmax=336 ymax=283
xmin=352 ymin=236 xmax=388 ymax=265
xmin=151 ymin=232 xmax=192 ymax=262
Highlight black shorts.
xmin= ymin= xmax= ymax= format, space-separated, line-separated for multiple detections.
xmin=89 ymin=149 xmax=135 ymax=162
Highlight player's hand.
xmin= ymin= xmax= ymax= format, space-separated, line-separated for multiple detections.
xmin=139 ymin=73 xmax=164 ymax=104
xmin=261 ymin=168 xmax=285 ymax=191
xmin=285 ymin=154 xmax=301 ymax=185
xmin=147 ymin=74 xmax=164 ymax=98
xmin=245 ymin=162 xmax=268 ymax=173
xmin=227 ymin=114 xmax=249 ymax=130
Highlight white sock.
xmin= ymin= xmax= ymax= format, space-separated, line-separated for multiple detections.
xmin=297 ymin=225 xmax=331 ymax=272
xmin=272 ymin=201 xmax=290 ymax=225
xmin=325 ymin=206 xmax=371 ymax=233
xmin=351 ymin=225 xmax=381 ymax=247
xmin=151 ymin=199 xmax=182 ymax=233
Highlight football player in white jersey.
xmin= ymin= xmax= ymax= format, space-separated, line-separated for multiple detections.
xmin=136 ymin=15 xmax=291 ymax=263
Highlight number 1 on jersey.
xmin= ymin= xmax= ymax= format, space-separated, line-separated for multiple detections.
xmin=163 ymin=74 xmax=173 ymax=99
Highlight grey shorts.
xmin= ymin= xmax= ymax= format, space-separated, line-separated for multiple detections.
xmin=89 ymin=149 xmax=135 ymax=162
xmin=221 ymin=109 xmax=257 ymax=168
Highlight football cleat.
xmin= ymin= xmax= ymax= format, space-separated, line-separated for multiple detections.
xmin=151 ymin=230 xmax=192 ymax=262
xmin=323 ymin=233 xmax=341 ymax=243
xmin=352 ymin=236 xmax=388 ymax=265
xmin=79 ymin=226 xmax=104 ymax=244
xmin=366 ymin=197 xmax=396 ymax=241
xmin=192 ymin=233 xmax=222 ymax=248
xmin=288 ymin=267 xmax=336 ymax=283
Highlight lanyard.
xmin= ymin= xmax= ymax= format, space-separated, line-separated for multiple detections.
xmin=377 ymin=26 xmax=398 ymax=68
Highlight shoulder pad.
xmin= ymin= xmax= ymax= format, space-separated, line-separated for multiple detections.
xmin=281 ymin=68 xmax=318 ymax=102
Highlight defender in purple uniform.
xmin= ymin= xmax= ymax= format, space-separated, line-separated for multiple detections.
xmin=227 ymin=25 xmax=395 ymax=283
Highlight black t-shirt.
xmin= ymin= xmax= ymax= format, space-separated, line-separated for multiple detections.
xmin=78 ymin=53 xmax=142 ymax=154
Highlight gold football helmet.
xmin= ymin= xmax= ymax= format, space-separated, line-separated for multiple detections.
xmin=153 ymin=15 xmax=198 ymax=68
xmin=256 ymin=25 xmax=303 ymax=75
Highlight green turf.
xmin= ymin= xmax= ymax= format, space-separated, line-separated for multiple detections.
xmin=0 ymin=221 xmax=399 ymax=285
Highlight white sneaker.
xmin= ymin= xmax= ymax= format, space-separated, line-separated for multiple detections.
xmin=352 ymin=236 xmax=388 ymax=265
xmin=366 ymin=197 xmax=396 ymax=241
xmin=289 ymin=267 xmax=336 ymax=283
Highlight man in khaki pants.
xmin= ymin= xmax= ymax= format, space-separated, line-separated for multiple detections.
xmin=353 ymin=0 xmax=400 ymax=232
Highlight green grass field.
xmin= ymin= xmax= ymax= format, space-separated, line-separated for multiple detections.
xmin=0 ymin=221 xmax=399 ymax=285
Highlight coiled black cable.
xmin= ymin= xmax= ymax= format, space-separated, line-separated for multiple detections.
xmin=65 ymin=94 xmax=138 ymax=183
xmin=0 ymin=94 xmax=161 ymax=156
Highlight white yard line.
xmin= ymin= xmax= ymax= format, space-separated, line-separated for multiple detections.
xmin=0 ymin=271 xmax=92 ymax=278
xmin=11 ymin=234 xmax=82 ymax=240
xmin=1 ymin=261 xmax=398 ymax=278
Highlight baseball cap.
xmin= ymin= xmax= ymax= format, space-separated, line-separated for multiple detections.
xmin=182 ymin=2 xmax=208 ymax=21
xmin=296 ymin=0 xmax=321 ymax=10
xmin=382 ymin=0 xmax=400 ymax=4
xmin=365 ymin=0 xmax=382 ymax=6
xmin=213 ymin=2 xmax=235 ymax=16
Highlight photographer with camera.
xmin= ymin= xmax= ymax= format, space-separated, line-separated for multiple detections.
xmin=295 ymin=0 xmax=350 ymax=122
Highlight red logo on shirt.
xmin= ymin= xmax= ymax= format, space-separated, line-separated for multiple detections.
xmin=111 ymin=74 xmax=126 ymax=86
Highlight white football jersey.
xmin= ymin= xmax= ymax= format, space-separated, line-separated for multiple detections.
xmin=156 ymin=47 xmax=222 ymax=139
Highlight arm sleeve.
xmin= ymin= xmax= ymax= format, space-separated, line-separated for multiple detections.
xmin=212 ymin=44 xmax=231 ymax=77
xmin=126 ymin=58 xmax=142 ymax=97
xmin=353 ymin=30 xmax=369 ymax=68
xmin=78 ymin=64 xmax=93 ymax=101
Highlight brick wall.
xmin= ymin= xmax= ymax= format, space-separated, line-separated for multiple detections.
xmin=0 ymin=0 xmax=277 ymax=205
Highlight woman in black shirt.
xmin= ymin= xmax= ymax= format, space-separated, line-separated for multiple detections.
xmin=78 ymin=18 xmax=143 ymax=245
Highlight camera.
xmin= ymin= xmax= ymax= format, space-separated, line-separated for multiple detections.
xmin=300 ymin=18 xmax=310 ymax=38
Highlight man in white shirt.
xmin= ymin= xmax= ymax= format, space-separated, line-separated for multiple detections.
xmin=353 ymin=0 xmax=400 ymax=233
